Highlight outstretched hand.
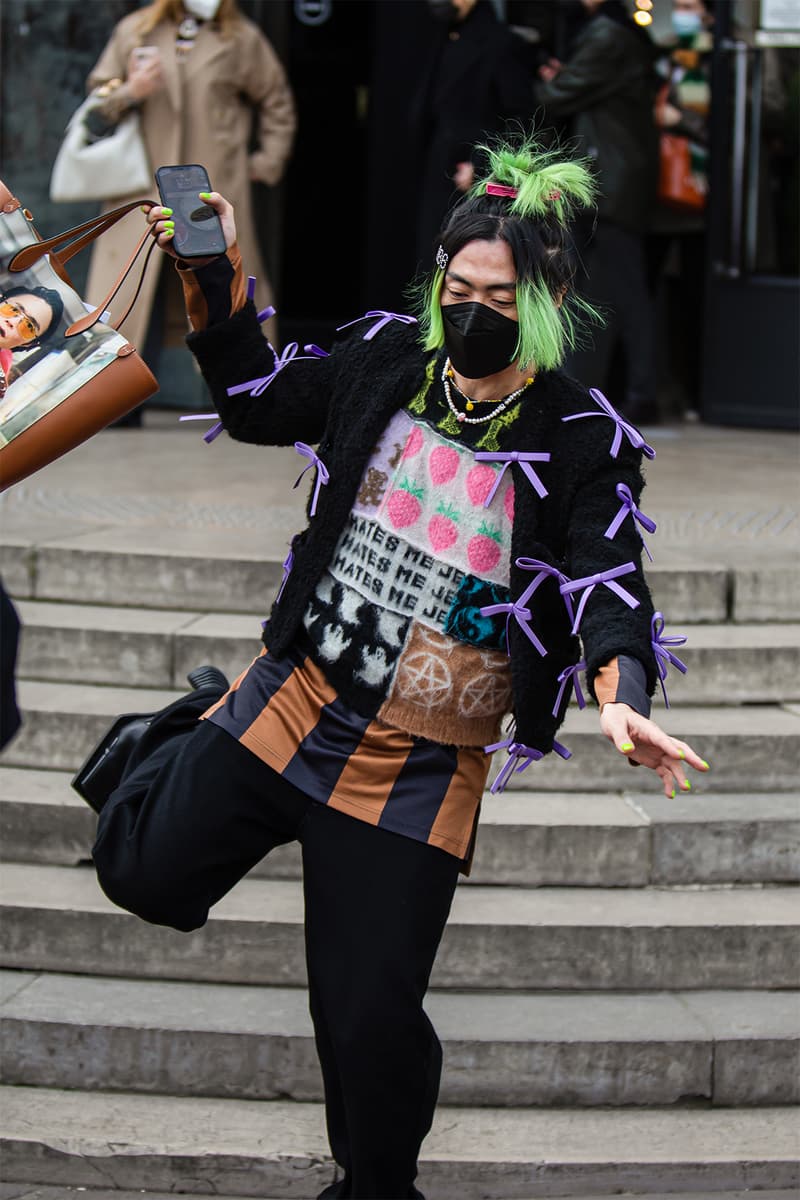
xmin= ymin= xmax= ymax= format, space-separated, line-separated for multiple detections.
xmin=144 ymin=191 xmax=237 ymax=266
xmin=600 ymin=702 xmax=709 ymax=798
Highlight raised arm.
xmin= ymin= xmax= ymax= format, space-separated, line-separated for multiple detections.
xmin=147 ymin=194 xmax=331 ymax=445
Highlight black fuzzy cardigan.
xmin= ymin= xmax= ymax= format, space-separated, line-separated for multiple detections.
xmin=188 ymin=305 xmax=657 ymax=753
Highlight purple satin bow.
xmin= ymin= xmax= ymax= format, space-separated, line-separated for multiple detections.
xmin=473 ymin=450 xmax=552 ymax=506
xmin=552 ymin=659 xmax=587 ymax=717
xmin=562 ymin=389 xmax=656 ymax=461
xmin=226 ymin=341 xmax=317 ymax=400
xmin=651 ymin=612 xmax=688 ymax=709
xmin=178 ymin=411 xmax=225 ymax=444
xmin=485 ymin=737 xmax=572 ymax=794
xmin=246 ymin=277 xmax=276 ymax=324
xmin=560 ymin=562 xmax=640 ymax=636
xmin=480 ymin=596 xmax=545 ymax=657
xmin=336 ymin=310 xmax=418 ymax=341
xmin=275 ymin=541 xmax=295 ymax=602
xmin=480 ymin=558 xmax=576 ymax=657
xmin=515 ymin=557 xmax=577 ymax=626
xmin=604 ymin=483 xmax=657 ymax=562
xmin=293 ymin=442 xmax=329 ymax=516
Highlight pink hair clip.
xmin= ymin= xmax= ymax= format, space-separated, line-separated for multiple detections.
xmin=486 ymin=183 xmax=518 ymax=199
xmin=548 ymin=190 xmax=562 ymax=201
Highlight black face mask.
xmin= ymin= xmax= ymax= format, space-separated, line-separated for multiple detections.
xmin=441 ymin=301 xmax=519 ymax=379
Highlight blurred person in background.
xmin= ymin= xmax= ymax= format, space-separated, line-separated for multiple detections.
xmin=83 ymin=0 xmax=296 ymax=423
xmin=534 ymin=0 xmax=660 ymax=424
xmin=649 ymin=0 xmax=713 ymax=419
xmin=413 ymin=0 xmax=535 ymax=263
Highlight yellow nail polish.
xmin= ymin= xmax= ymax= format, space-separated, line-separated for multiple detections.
xmin=701 ymin=759 xmax=710 ymax=770
xmin=620 ymin=741 xmax=634 ymax=753
xmin=670 ymin=788 xmax=676 ymax=799
xmin=682 ymin=780 xmax=691 ymax=791
xmin=162 ymin=207 xmax=173 ymax=216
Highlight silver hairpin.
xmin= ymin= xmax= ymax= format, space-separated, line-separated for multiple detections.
xmin=435 ymin=245 xmax=448 ymax=271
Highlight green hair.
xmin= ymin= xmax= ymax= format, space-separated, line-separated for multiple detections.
xmin=411 ymin=136 xmax=602 ymax=373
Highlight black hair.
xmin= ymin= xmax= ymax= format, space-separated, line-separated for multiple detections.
xmin=2 ymin=284 xmax=64 ymax=349
xmin=413 ymin=137 xmax=600 ymax=370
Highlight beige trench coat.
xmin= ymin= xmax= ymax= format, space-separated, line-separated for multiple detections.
xmin=84 ymin=10 xmax=296 ymax=351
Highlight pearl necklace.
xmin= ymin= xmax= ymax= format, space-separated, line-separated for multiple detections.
xmin=441 ymin=359 xmax=534 ymax=425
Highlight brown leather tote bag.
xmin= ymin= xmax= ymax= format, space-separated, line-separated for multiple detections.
xmin=0 ymin=181 xmax=158 ymax=491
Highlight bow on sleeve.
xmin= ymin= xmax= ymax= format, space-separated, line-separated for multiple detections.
xmin=562 ymin=389 xmax=656 ymax=461
xmin=604 ymin=483 xmax=657 ymax=562
xmin=651 ymin=612 xmax=688 ymax=708
xmin=484 ymin=737 xmax=572 ymax=794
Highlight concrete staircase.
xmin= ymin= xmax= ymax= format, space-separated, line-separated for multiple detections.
xmin=1 ymin=537 xmax=799 ymax=1198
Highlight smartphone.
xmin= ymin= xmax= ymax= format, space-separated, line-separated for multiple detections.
xmin=132 ymin=45 xmax=160 ymax=65
xmin=154 ymin=164 xmax=226 ymax=259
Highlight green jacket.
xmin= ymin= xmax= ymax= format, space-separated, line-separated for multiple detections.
xmin=534 ymin=12 xmax=658 ymax=234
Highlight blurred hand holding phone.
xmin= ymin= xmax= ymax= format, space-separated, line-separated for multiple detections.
xmin=155 ymin=164 xmax=227 ymax=259
xmin=128 ymin=45 xmax=163 ymax=100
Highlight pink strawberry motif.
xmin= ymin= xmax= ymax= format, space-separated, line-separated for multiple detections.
xmin=466 ymin=464 xmax=499 ymax=507
xmin=504 ymin=484 xmax=515 ymax=524
xmin=428 ymin=445 xmax=461 ymax=485
xmin=467 ymin=521 xmax=503 ymax=573
xmin=402 ymin=426 xmax=424 ymax=460
xmin=428 ymin=502 xmax=460 ymax=552
xmin=386 ymin=478 xmax=424 ymax=529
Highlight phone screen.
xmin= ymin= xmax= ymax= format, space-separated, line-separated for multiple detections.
xmin=155 ymin=164 xmax=226 ymax=259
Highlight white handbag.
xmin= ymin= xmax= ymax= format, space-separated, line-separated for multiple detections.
xmin=50 ymin=94 xmax=151 ymax=203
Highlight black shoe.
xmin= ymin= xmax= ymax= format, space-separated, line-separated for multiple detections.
xmin=187 ymin=664 xmax=229 ymax=693
xmin=71 ymin=667 xmax=230 ymax=814
xmin=71 ymin=712 xmax=154 ymax=814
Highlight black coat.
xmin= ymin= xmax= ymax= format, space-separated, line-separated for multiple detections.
xmin=411 ymin=1 xmax=535 ymax=260
xmin=188 ymin=306 xmax=658 ymax=753
xmin=534 ymin=8 xmax=659 ymax=234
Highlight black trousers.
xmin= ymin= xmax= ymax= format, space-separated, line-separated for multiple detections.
xmin=566 ymin=220 xmax=657 ymax=422
xmin=92 ymin=689 xmax=459 ymax=1199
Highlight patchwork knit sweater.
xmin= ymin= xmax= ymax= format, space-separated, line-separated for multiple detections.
xmin=187 ymin=303 xmax=658 ymax=754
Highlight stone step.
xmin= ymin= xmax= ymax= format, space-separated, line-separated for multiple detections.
xmin=499 ymin=701 xmax=800 ymax=794
xmin=2 ymin=970 xmax=797 ymax=1107
xmin=1 ymin=863 xmax=797 ymax=991
xmin=4 ymin=681 xmax=799 ymax=792
xmin=1 ymin=682 xmax=182 ymax=774
xmin=15 ymin=599 xmax=800 ymax=702
xmin=5 ymin=531 xmax=742 ymax=622
xmin=2 ymin=1086 xmax=798 ymax=1197
xmin=3 ymin=1191 xmax=799 ymax=1200
xmin=3 ymin=768 xmax=798 ymax=888
xmin=1 ymin=530 xmax=285 ymax=616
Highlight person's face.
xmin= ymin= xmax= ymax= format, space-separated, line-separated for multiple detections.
xmin=673 ymin=0 xmax=707 ymax=15
xmin=442 ymin=239 xmax=518 ymax=321
xmin=0 ymin=293 xmax=53 ymax=350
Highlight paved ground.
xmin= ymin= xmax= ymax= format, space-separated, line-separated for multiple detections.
xmin=1 ymin=412 xmax=798 ymax=572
